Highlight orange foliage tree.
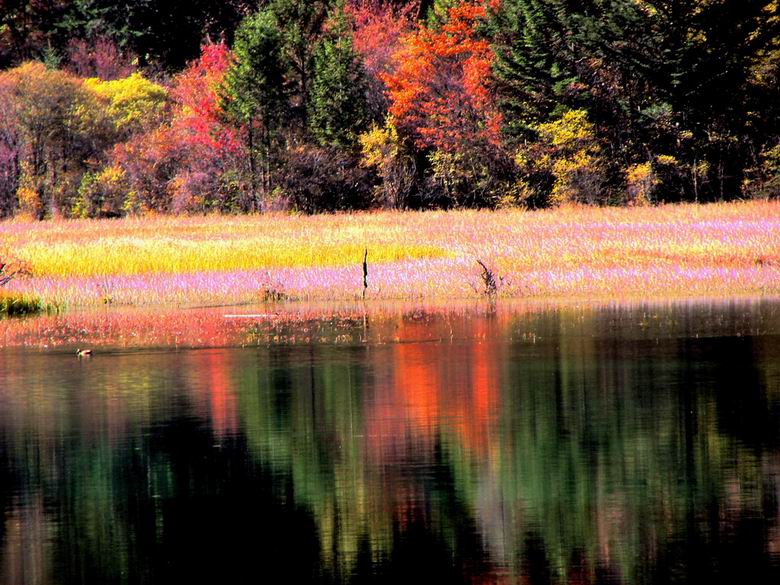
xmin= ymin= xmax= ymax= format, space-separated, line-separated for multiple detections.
xmin=348 ymin=0 xmax=418 ymax=117
xmin=383 ymin=1 xmax=502 ymax=155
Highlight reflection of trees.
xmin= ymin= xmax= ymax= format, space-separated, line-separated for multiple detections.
xmin=232 ymin=309 xmax=780 ymax=583
xmin=0 ymin=303 xmax=779 ymax=583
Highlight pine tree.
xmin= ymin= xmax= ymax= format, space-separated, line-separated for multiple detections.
xmin=578 ymin=0 xmax=780 ymax=200
xmin=491 ymin=0 xmax=780 ymax=201
xmin=268 ymin=0 xmax=334 ymax=127
xmin=221 ymin=9 xmax=287 ymax=209
xmin=309 ymin=5 xmax=369 ymax=147
xmin=488 ymin=0 xmax=585 ymax=143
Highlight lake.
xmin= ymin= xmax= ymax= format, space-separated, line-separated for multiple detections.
xmin=0 ymin=300 xmax=779 ymax=584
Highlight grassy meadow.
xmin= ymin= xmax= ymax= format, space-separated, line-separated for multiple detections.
xmin=2 ymin=200 xmax=780 ymax=309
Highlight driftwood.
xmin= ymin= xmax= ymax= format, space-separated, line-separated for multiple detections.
xmin=362 ymin=248 xmax=368 ymax=300
xmin=0 ymin=263 xmax=16 ymax=287
xmin=476 ymin=259 xmax=497 ymax=299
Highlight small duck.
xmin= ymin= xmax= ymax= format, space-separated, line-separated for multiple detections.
xmin=76 ymin=348 xmax=93 ymax=357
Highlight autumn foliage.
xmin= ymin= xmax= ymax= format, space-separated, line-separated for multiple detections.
xmin=113 ymin=42 xmax=247 ymax=213
xmin=384 ymin=1 xmax=501 ymax=154
xmin=0 ymin=0 xmax=779 ymax=217
xmin=348 ymin=0 xmax=417 ymax=115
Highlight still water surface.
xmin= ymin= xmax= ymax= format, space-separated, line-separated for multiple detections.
xmin=1 ymin=301 xmax=780 ymax=584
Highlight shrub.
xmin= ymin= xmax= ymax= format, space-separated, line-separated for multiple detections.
xmin=516 ymin=110 xmax=606 ymax=206
xmin=15 ymin=162 xmax=44 ymax=219
xmin=84 ymin=73 xmax=169 ymax=136
xmin=625 ymin=162 xmax=658 ymax=206
xmin=66 ymin=36 xmax=136 ymax=81
xmin=653 ymin=154 xmax=687 ymax=202
xmin=426 ymin=150 xmax=506 ymax=208
xmin=359 ymin=118 xmax=416 ymax=208
xmin=0 ymin=293 xmax=46 ymax=317
xmin=112 ymin=127 xmax=179 ymax=213
xmin=73 ymin=165 xmax=128 ymax=218
xmin=278 ymin=144 xmax=373 ymax=213
xmin=744 ymin=143 xmax=780 ymax=199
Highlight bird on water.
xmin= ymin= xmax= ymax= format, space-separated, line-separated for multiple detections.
xmin=76 ymin=349 xmax=92 ymax=357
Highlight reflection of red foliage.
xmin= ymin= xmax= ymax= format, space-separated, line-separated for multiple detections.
xmin=384 ymin=1 xmax=502 ymax=153
xmin=455 ymin=323 xmax=498 ymax=457
xmin=203 ymin=351 xmax=238 ymax=438
xmin=395 ymin=322 xmax=441 ymax=433
xmin=365 ymin=319 xmax=500 ymax=461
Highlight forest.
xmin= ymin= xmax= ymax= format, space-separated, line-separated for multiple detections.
xmin=0 ymin=0 xmax=779 ymax=218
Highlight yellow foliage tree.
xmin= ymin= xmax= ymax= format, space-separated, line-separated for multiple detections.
xmin=72 ymin=165 xmax=129 ymax=218
xmin=625 ymin=162 xmax=658 ymax=206
xmin=84 ymin=73 xmax=168 ymax=135
xmin=516 ymin=109 xmax=606 ymax=206
xmin=1 ymin=62 xmax=98 ymax=217
xmin=359 ymin=118 xmax=415 ymax=209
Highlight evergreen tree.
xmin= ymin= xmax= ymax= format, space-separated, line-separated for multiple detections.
xmin=309 ymin=5 xmax=369 ymax=147
xmin=488 ymin=0 xmax=585 ymax=143
xmin=491 ymin=0 xmax=780 ymax=201
xmin=578 ymin=0 xmax=780 ymax=200
xmin=221 ymin=9 xmax=286 ymax=209
xmin=268 ymin=0 xmax=334 ymax=127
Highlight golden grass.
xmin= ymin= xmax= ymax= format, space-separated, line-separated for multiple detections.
xmin=4 ymin=214 xmax=450 ymax=277
xmin=21 ymin=238 xmax=448 ymax=277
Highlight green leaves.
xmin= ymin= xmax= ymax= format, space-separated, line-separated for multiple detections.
xmin=309 ymin=8 xmax=369 ymax=148
xmin=222 ymin=10 xmax=286 ymax=128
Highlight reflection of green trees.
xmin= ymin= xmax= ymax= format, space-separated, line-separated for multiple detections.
xmin=440 ymin=309 xmax=780 ymax=584
xmin=233 ymin=307 xmax=780 ymax=583
xmin=237 ymin=346 xmax=395 ymax=577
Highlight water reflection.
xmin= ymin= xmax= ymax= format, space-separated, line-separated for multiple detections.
xmin=1 ymin=301 xmax=780 ymax=584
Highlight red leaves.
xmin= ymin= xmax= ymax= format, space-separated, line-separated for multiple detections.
xmin=348 ymin=0 xmax=416 ymax=80
xmin=111 ymin=43 xmax=247 ymax=212
xmin=171 ymin=42 xmax=243 ymax=155
xmin=383 ymin=1 xmax=502 ymax=154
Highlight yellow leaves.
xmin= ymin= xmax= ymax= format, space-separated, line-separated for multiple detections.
xmin=359 ymin=119 xmax=400 ymax=169
xmin=98 ymin=165 xmax=126 ymax=186
xmin=743 ymin=141 xmax=780 ymax=198
xmin=762 ymin=143 xmax=780 ymax=164
xmin=536 ymin=109 xmax=598 ymax=149
xmin=1 ymin=61 xmax=94 ymax=136
xmin=15 ymin=161 xmax=43 ymax=219
xmin=655 ymin=155 xmax=680 ymax=168
xmin=518 ymin=109 xmax=605 ymax=205
xmin=626 ymin=162 xmax=658 ymax=206
xmin=84 ymin=73 xmax=168 ymax=133
xmin=73 ymin=165 xmax=129 ymax=218
xmin=16 ymin=187 xmax=42 ymax=219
